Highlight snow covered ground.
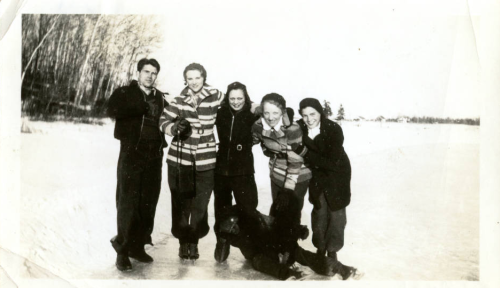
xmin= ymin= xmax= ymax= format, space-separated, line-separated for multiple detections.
xmin=17 ymin=120 xmax=479 ymax=283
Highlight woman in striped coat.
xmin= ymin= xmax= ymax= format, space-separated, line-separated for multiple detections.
xmin=252 ymin=93 xmax=311 ymax=227
xmin=159 ymin=63 xmax=223 ymax=260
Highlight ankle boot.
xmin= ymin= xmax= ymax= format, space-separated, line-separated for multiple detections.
xmin=179 ymin=243 xmax=190 ymax=259
xmin=129 ymin=249 xmax=154 ymax=263
xmin=116 ymin=253 xmax=132 ymax=271
xmin=214 ymin=238 xmax=230 ymax=263
xmin=189 ymin=243 xmax=199 ymax=260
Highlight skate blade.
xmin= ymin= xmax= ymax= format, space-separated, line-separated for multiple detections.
xmin=344 ymin=268 xmax=364 ymax=280
xmin=351 ymin=269 xmax=364 ymax=280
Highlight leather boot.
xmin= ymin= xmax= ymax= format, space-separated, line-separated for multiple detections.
xmin=129 ymin=249 xmax=154 ymax=263
xmin=116 ymin=253 xmax=132 ymax=271
xmin=189 ymin=243 xmax=199 ymax=260
xmin=179 ymin=243 xmax=190 ymax=259
xmin=214 ymin=238 xmax=230 ymax=263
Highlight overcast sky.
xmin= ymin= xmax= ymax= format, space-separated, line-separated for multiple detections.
xmin=20 ymin=0 xmax=482 ymax=119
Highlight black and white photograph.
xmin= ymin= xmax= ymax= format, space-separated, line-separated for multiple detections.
xmin=1 ymin=0 xmax=499 ymax=287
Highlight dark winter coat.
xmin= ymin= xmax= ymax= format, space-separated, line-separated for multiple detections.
xmin=215 ymin=104 xmax=259 ymax=176
xmin=107 ymin=80 xmax=168 ymax=148
xmin=297 ymin=118 xmax=351 ymax=211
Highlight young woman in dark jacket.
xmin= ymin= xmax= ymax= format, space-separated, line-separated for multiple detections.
xmin=213 ymin=81 xmax=260 ymax=261
xmin=297 ymin=98 xmax=352 ymax=264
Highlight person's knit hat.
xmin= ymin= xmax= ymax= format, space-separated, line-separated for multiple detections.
xmin=261 ymin=93 xmax=286 ymax=113
xmin=299 ymin=98 xmax=324 ymax=117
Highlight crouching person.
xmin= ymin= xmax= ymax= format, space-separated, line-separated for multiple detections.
xmin=214 ymin=194 xmax=357 ymax=280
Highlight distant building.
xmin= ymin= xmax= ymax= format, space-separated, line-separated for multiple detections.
xmin=375 ymin=116 xmax=386 ymax=122
xmin=353 ymin=116 xmax=366 ymax=122
xmin=397 ymin=116 xmax=410 ymax=123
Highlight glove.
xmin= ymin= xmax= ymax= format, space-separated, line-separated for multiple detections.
xmin=172 ymin=118 xmax=191 ymax=137
xmin=297 ymin=225 xmax=309 ymax=240
xmin=292 ymin=143 xmax=307 ymax=156
xmin=252 ymin=103 xmax=262 ymax=115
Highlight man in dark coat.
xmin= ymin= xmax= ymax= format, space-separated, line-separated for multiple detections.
xmin=107 ymin=58 xmax=168 ymax=271
xmin=297 ymin=98 xmax=352 ymax=265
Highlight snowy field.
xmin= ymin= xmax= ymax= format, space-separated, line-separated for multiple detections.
xmin=18 ymin=120 xmax=479 ymax=282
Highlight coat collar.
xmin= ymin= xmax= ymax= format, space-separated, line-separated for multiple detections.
xmin=257 ymin=113 xmax=291 ymax=139
xmin=180 ymin=85 xmax=215 ymax=103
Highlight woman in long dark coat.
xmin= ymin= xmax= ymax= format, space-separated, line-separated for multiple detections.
xmin=296 ymin=98 xmax=351 ymax=263
xmin=213 ymin=81 xmax=259 ymax=262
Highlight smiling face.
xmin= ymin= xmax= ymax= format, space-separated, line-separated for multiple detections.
xmin=301 ymin=106 xmax=321 ymax=129
xmin=262 ymin=102 xmax=283 ymax=128
xmin=137 ymin=64 xmax=158 ymax=89
xmin=185 ymin=69 xmax=205 ymax=93
xmin=228 ymin=89 xmax=246 ymax=111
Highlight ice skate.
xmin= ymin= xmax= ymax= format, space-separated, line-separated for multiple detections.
xmin=115 ymin=253 xmax=132 ymax=271
xmin=179 ymin=243 xmax=190 ymax=260
xmin=128 ymin=249 xmax=153 ymax=263
xmin=337 ymin=262 xmax=363 ymax=280
xmin=189 ymin=243 xmax=199 ymax=260
xmin=214 ymin=238 xmax=230 ymax=263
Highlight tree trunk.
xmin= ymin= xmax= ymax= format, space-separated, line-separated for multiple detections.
xmin=21 ymin=15 xmax=60 ymax=85
xmin=74 ymin=15 xmax=102 ymax=107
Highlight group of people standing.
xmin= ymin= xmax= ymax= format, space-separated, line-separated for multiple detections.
xmin=107 ymin=58 xmax=358 ymax=280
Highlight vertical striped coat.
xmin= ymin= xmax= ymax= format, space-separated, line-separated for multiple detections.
xmin=160 ymin=86 xmax=224 ymax=171
xmin=252 ymin=114 xmax=312 ymax=190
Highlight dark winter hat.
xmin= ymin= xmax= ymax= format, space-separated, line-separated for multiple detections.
xmin=261 ymin=93 xmax=286 ymax=113
xmin=299 ymin=98 xmax=324 ymax=117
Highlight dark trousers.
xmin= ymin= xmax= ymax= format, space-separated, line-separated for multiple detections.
xmin=111 ymin=140 xmax=163 ymax=254
xmin=311 ymin=192 xmax=347 ymax=254
xmin=270 ymin=180 xmax=309 ymax=225
xmin=167 ymin=165 xmax=214 ymax=244
xmin=214 ymin=174 xmax=258 ymax=237
xmin=230 ymin=231 xmax=330 ymax=280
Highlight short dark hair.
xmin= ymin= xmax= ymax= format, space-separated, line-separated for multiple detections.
xmin=137 ymin=58 xmax=160 ymax=73
xmin=183 ymin=63 xmax=207 ymax=84
xmin=261 ymin=93 xmax=286 ymax=113
xmin=223 ymin=81 xmax=252 ymax=109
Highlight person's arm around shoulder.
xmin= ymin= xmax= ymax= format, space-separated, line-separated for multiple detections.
xmin=283 ymin=123 xmax=306 ymax=191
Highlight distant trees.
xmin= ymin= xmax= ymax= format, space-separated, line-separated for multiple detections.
xmin=22 ymin=14 xmax=164 ymax=119
xmin=323 ymin=100 xmax=333 ymax=118
xmin=336 ymin=104 xmax=345 ymax=121
xmin=383 ymin=116 xmax=479 ymax=126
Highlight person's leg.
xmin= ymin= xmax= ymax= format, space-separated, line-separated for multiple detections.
xmin=232 ymin=174 xmax=259 ymax=216
xmin=112 ymin=142 xmax=145 ymax=254
xmin=270 ymin=180 xmax=279 ymax=202
xmin=168 ymin=164 xmax=192 ymax=258
xmin=325 ymin=207 xmax=347 ymax=258
xmin=269 ymin=180 xmax=280 ymax=215
xmin=188 ymin=169 xmax=214 ymax=258
xmin=129 ymin=146 xmax=163 ymax=262
xmin=294 ymin=180 xmax=309 ymax=213
xmin=139 ymin=146 xmax=163 ymax=240
xmin=311 ymin=192 xmax=328 ymax=256
xmin=252 ymin=253 xmax=296 ymax=280
xmin=293 ymin=246 xmax=335 ymax=276
xmin=213 ymin=174 xmax=233 ymax=237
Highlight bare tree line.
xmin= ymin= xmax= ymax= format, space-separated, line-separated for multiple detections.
xmin=22 ymin=14 xmax=163 ymax=119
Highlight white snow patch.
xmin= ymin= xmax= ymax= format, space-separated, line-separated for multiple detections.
xmin=19 ymin=120 xmax=479 ymax=281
